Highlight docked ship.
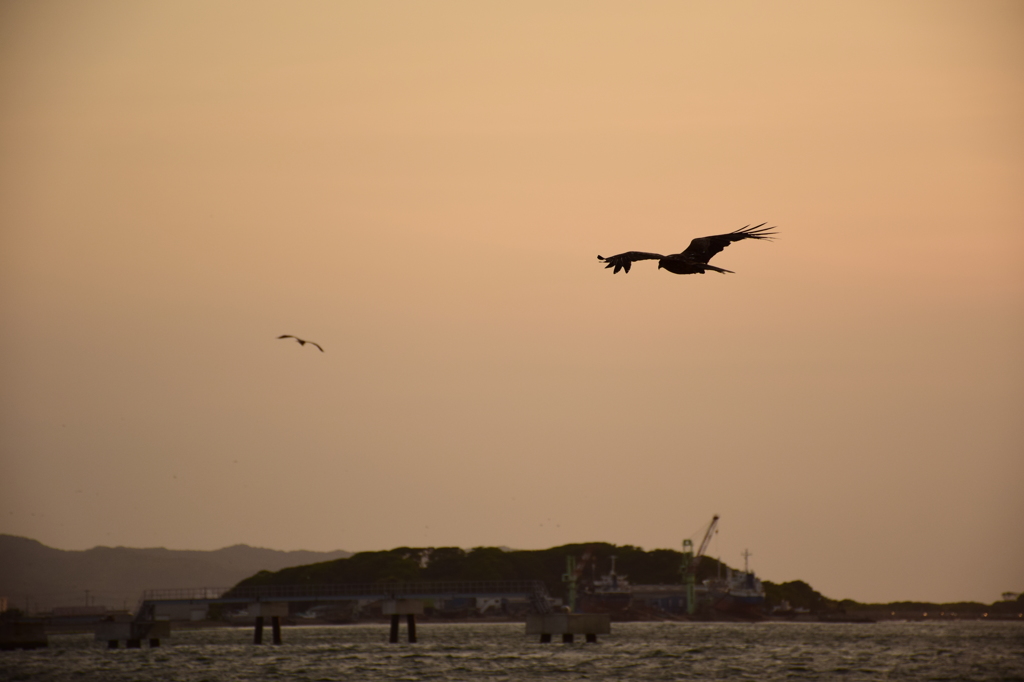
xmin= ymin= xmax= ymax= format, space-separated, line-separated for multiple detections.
xmin=704 ymin=550 xmax=765 ymax=618
xmin=579 ymin=556 xmax=633 ymax=613
xmin=574 ymin=519 xmax=766 ymax=619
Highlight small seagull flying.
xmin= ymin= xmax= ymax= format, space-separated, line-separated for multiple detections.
xmin=277 ymin=335 xmax=324 ymax=352
xmin=598 ymin=223 xmax=778 ymax=276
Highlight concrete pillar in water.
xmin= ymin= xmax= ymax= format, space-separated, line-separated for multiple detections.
xmin=383 ymin=600 xmax=424 ymax=644
xmin=248 ymin=603 xmax=287 ymax=645
xmin=526 ymin=614 xmax=611 ymax=644
xmin=272 ymin=616 xmax=282 ymax=645
xmin=95 ymin=620 xmax=170 ymax=650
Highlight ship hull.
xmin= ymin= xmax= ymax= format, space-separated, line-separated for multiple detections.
xmin=579 ymin=592 xmax=632 ymax=614
xmin=711 ymin=593 xmax=765 ymax=619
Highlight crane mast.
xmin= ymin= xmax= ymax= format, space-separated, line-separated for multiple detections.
xmin=681 ymin=514 xmax=719 ymax=615
xmin=561 ymin=548 xmax=594 ymax=613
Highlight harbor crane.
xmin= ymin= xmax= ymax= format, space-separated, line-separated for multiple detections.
xmin=562 ymin=548 xmax=594 ymax=613
xmin=681 ymin=515 xmax=719 ymax=615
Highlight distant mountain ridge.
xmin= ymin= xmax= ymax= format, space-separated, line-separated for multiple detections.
xmin=0 ymin=535 xmax=351 ymax=612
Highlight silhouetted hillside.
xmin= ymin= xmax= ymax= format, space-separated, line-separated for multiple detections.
xmin=231 ymin=545 xmax=1023 ymax=617
xmin=0 ymin=535 xmax=350 ymax=612
xmin=233 ymin=543 xmax=734 ymax=603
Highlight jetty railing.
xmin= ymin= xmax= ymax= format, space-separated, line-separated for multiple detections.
xmin=141 ymin=580 xmax=551 ymax=603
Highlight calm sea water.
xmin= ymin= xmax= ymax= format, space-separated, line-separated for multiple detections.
xmin=2 ymin=621 xmax=1023 ymax=681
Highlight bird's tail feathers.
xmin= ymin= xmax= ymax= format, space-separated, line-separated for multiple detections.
xmin=704 ymin=264 xmax=734 ymax=274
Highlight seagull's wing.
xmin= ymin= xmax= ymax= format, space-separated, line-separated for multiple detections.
xmin=310 ymin=342 xmax=324 ymax=352
xmin=678 ymin=224 xmax=777 ymax=264
xmin=596 ymin=251 xmax=665 ymax=274
xmin=277 ymin=335 xmax=296 ymax=340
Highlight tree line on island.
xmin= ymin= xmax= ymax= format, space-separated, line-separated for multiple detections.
xmin=229 ymin=543 xmax=1023 ymax=616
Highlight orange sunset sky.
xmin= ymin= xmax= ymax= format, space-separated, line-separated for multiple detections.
xmin=1 ymin=1 xmax=1022 ymax=604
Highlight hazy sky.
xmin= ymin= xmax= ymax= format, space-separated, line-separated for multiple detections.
xmin=2 ymin=1 xmax=1022 ymax=605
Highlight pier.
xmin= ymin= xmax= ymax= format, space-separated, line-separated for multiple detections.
xmin=130 ymin=580 xmax=552 ymax=644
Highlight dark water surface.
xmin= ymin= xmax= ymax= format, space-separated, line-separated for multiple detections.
xmin=3 ymin=621 xmax=1022 ymax=681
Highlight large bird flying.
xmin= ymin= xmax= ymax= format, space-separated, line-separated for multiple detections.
xmin=277 ymin=335 xmax=324 ymax=352
xmin=598 ymin=223 xmax=778 ymax=275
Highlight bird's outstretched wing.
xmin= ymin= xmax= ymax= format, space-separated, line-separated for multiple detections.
xmin=678 ymin=223 xmax=777 ymax=264
xmin=277 ymin=335 xmax=324 ymax=352
xmin=596 ymin=251 xmax=665 ymax=274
